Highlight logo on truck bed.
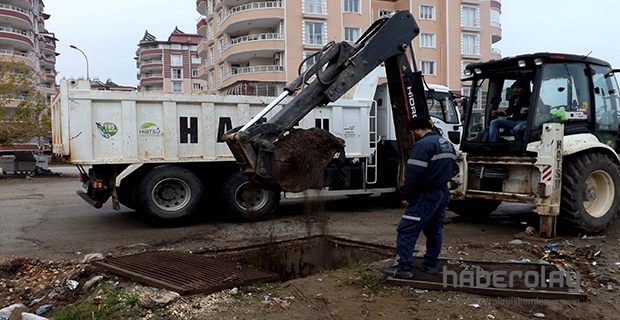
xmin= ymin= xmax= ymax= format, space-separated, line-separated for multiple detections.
xmin=96 ymin=122 xmax=118 ymax=139
xmin=139 ymin=122 xmax=162 ymax=136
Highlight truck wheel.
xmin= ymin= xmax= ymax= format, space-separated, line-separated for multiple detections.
xmin=136 ymin=165 xmax=204 ymax=220
xmin=448 ymin=199 xmax=501 ymax=219
xmin=222 ymin=172 xmax=280 ymax=222
xmin=560 ymin=153 xmax=620 ymax=233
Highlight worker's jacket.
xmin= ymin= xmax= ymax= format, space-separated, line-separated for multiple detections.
xmin=401 ymin=131 xmax=456 ymax=201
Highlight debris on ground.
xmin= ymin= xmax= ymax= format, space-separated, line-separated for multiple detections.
xmin=82 ymin=253 xmax=104 ymax=263
xmin=131 ymin=286 xmax=180 ymax=309
xmin=532 ymin=312 xmax=546 ymax=318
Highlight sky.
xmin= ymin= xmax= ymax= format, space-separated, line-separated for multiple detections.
xmin=45 ymin=1 xmax=620 ymax=87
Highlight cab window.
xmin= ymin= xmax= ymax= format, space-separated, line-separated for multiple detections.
xmin=426 ymin=92 xmax=460 ymax=124
xmin=533 ymin=63 xmax=590 ymax=129
xmin=592 ymin=65 xmax=620 ymax=131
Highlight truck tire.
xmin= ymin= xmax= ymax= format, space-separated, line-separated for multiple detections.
xmin=136 ymin=165 xmax=204 ymax=220
xmin=222 ymin=172 xmax=280 ymax=222
xmin=448 ymin=199 xmax=501 ymax=219
xmin=560 ymin=153 xmax=620 ymax=233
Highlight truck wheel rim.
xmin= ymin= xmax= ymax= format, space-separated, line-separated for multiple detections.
xmin=152 ymin=178 xmax=191 ymax=212
xmin=235 ymin=182 xmax=269 ymax=212
xmin=583 ymin=170 xmax=614 ymax=218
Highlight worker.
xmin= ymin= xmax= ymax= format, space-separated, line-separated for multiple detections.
xmin=382 ymin=117 xmax=456 ymax=279
xmin=489 ymin=79 xmax=531 ymax=142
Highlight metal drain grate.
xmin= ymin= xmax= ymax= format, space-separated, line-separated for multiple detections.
xmin=94 ymin=251 xmax=279 ymax=295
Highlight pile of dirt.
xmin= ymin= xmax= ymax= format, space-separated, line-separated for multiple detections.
xmin=272 ymin=128 xmax=344 ymax=192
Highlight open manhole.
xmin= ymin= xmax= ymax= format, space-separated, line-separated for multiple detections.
xmin=202 ymin=236 xmax=395 ymax=281
xmin=95 ymin=236 xmax=394 ymax=295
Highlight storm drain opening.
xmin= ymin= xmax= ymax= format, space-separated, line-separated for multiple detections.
xmin=203 ymin=236 xmax=395 ymax=281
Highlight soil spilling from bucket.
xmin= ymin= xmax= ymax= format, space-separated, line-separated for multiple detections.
xmin=272 ymin=128 xmax=344 ymax=193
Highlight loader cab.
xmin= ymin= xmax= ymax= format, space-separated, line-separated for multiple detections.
xmin=461 ymin=53 xmax=620 ymax=155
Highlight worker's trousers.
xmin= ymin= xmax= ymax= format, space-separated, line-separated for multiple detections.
xmin=396 ymin=189 xmax=450 ymax=270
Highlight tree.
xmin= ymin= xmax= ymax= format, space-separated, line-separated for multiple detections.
xmin=0 ymin=61 xmax=50 ymax=146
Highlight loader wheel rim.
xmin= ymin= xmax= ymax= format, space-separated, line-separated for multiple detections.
xmin=583 ymin=170 xmax=614 ymax=218
xmin=152 ymin=178 xmax=191 ymax=212
xmin=235 ymin=182 xmax=268 ymax=212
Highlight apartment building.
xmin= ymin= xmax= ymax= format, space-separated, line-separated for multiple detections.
xmin=195 ymin=0 xmax=502 ymax=96
xmin=0 ymin=0 xmax=58 ymax=98
xmin=135 ymin=27 xmax=207 ymax=93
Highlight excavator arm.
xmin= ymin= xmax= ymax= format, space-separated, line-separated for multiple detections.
xmin=224 ymin=11 xmax=429 ymax=192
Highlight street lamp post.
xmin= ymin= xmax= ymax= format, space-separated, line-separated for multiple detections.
xmin=69 ymin=44 xmax=89 ymax=80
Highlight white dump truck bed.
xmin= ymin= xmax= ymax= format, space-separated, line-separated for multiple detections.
xmin=52 ymin=80 xmax=373 ymax=165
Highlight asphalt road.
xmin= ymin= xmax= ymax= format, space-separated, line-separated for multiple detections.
xmin=3 ymin=165 xmax=614 ymax=262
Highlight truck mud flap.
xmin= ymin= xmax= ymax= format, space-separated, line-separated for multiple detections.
xmin=76 ymin=190 xmax=103 ymax=209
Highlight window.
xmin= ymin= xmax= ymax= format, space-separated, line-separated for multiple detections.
xmin=171 ymin=44 xmax=181 ymax=50
xmin=344 ymin=27 xmax=361 ymax=42
xmin=172 ymin=82 xmax=182 ymax=92
xmin=172 ymin=68 xmax=182 ymax=79
xmin=420 ymin=5 xmax=435 ymax=20
xmin=534 ymin=63 xmax=590 ymax=128
xmin=461 ymin=5 xmax=479 ymax=27
xmin=420 ymin=33 xmax=436 ymax=48
xmin=192 ymin=69 xmax=198 ymax=77
xmin=208 ymin=48 xmax=214 ymax=65
xmin=304 ymin=0 xmax=324 ymax=14
xmin=461 ymin=33 xmax=479 ymax=55
xmin=192 ymin=56 xmax=201 ymax=64
xmin=304 ymin=51 xmax=319 ymax=70
xmin=461 ymin=60 xmax=476 ymax=77
xmin=305 ymin=22 xmax=324 ymax=45
xmin=421 ymin=61 xmax=435 ymax=75
xmin=193 ymin=83 xmax=204 ymax=90
xmin=171 ymin=54 xmax=183 ymax=67
xmin=379 ymin=9 xmax=394 ymax=18
xmin=344 ymin=0 xmax=360 ymax=13
xmin=592 ymin=65 xmax=620 ymax=131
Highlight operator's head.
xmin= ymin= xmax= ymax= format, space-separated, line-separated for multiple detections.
xmin=511 ymin=79 xmax=530 ymax=95
xmin=407 ymin=117 xmax=433 ymax=139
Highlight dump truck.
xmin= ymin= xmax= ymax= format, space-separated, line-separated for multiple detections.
xmin=51 ymin=26 xmax=461 ymax=223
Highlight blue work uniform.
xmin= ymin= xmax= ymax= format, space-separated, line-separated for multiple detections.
xmin=396 ymin=131 xmax=456 ymax=271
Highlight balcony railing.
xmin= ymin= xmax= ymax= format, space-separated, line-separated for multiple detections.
xmin=227 ymin=33 xmax=282 ymax=48
xmin=141 ymin=59 xmax=163 ymax=65
xmin=227 ymin=1 xmax=283 ymax=18
xmin=0 ymin=49 xmax=28 ymax=57
xmin=226 ymin=65 xmax=284 ymax=79
xmin=0 ymin=26 xmax=30 ymax=37
xmin=491 ymin=48 xmax=501 ymax=55
xmin=0 ymin=3 xmax=32 ymax=18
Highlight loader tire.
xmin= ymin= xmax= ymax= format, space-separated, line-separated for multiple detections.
xmin=222 ymin=172 xmax=280 ymax=222
xmin=448 ymin=199 xmax=501 ymax=219
xmin=136 ymin=165 xmax=204 ymax=220
xmin=560 ymin=153 xmax=620 ymax=233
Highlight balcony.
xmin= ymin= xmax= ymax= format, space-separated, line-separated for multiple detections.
xmin=140 ymin=76 xmax=164 ymax=85
xmin=222 ymin=33 xmax=284 ymax=60
xmin=222 ymin=64 xmax=285 ymax=87
xmin=490 ymin=7 xmax=502 ymax=43
xmin=139 ymin=48 xmax=162 ymax=60
xmin=197 ymin=39 xmax=209 ymax=57
xmin=41 ymin=41 xmax=56 ymax=54
xmin=222 ymin=1 xmax=283 ymax=34
xmin=0 ymin=26 xmax=33 ymax=50
xmin=197 ymin=17 xmax=207 ymax=35
xmin=139 ymin=59 xmax=163 ymax=70
xmin=0 ymin=48 xmax=35 ymax=68
xmin=40 ymin=54 xmax=55 ymax=67
xmin=196 ymin=0 xmax=207 ymax=15
xmin=0 ymin=3 xmax=33 ymax=30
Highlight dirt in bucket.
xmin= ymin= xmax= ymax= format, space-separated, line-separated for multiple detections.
xmin=272 ymin=128 xmax=344 ymax=192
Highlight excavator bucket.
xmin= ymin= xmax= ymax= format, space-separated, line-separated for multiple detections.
xmin=270 ymin=128 xmax=344 ymax=192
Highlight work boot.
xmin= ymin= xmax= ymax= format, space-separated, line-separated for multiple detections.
xmin=417 ymin=265 xmax=440 ymax=275
xmin=382 ymin=266 xmax=414 ymax=279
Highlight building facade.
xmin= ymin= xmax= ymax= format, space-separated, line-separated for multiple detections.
xmin=195 ymin=0 xmax=502 ymax=96
xmin=135 ymin=27 xmax=207 ymax=93
xmin=0 ymin=0 xmax=58 ymax=98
